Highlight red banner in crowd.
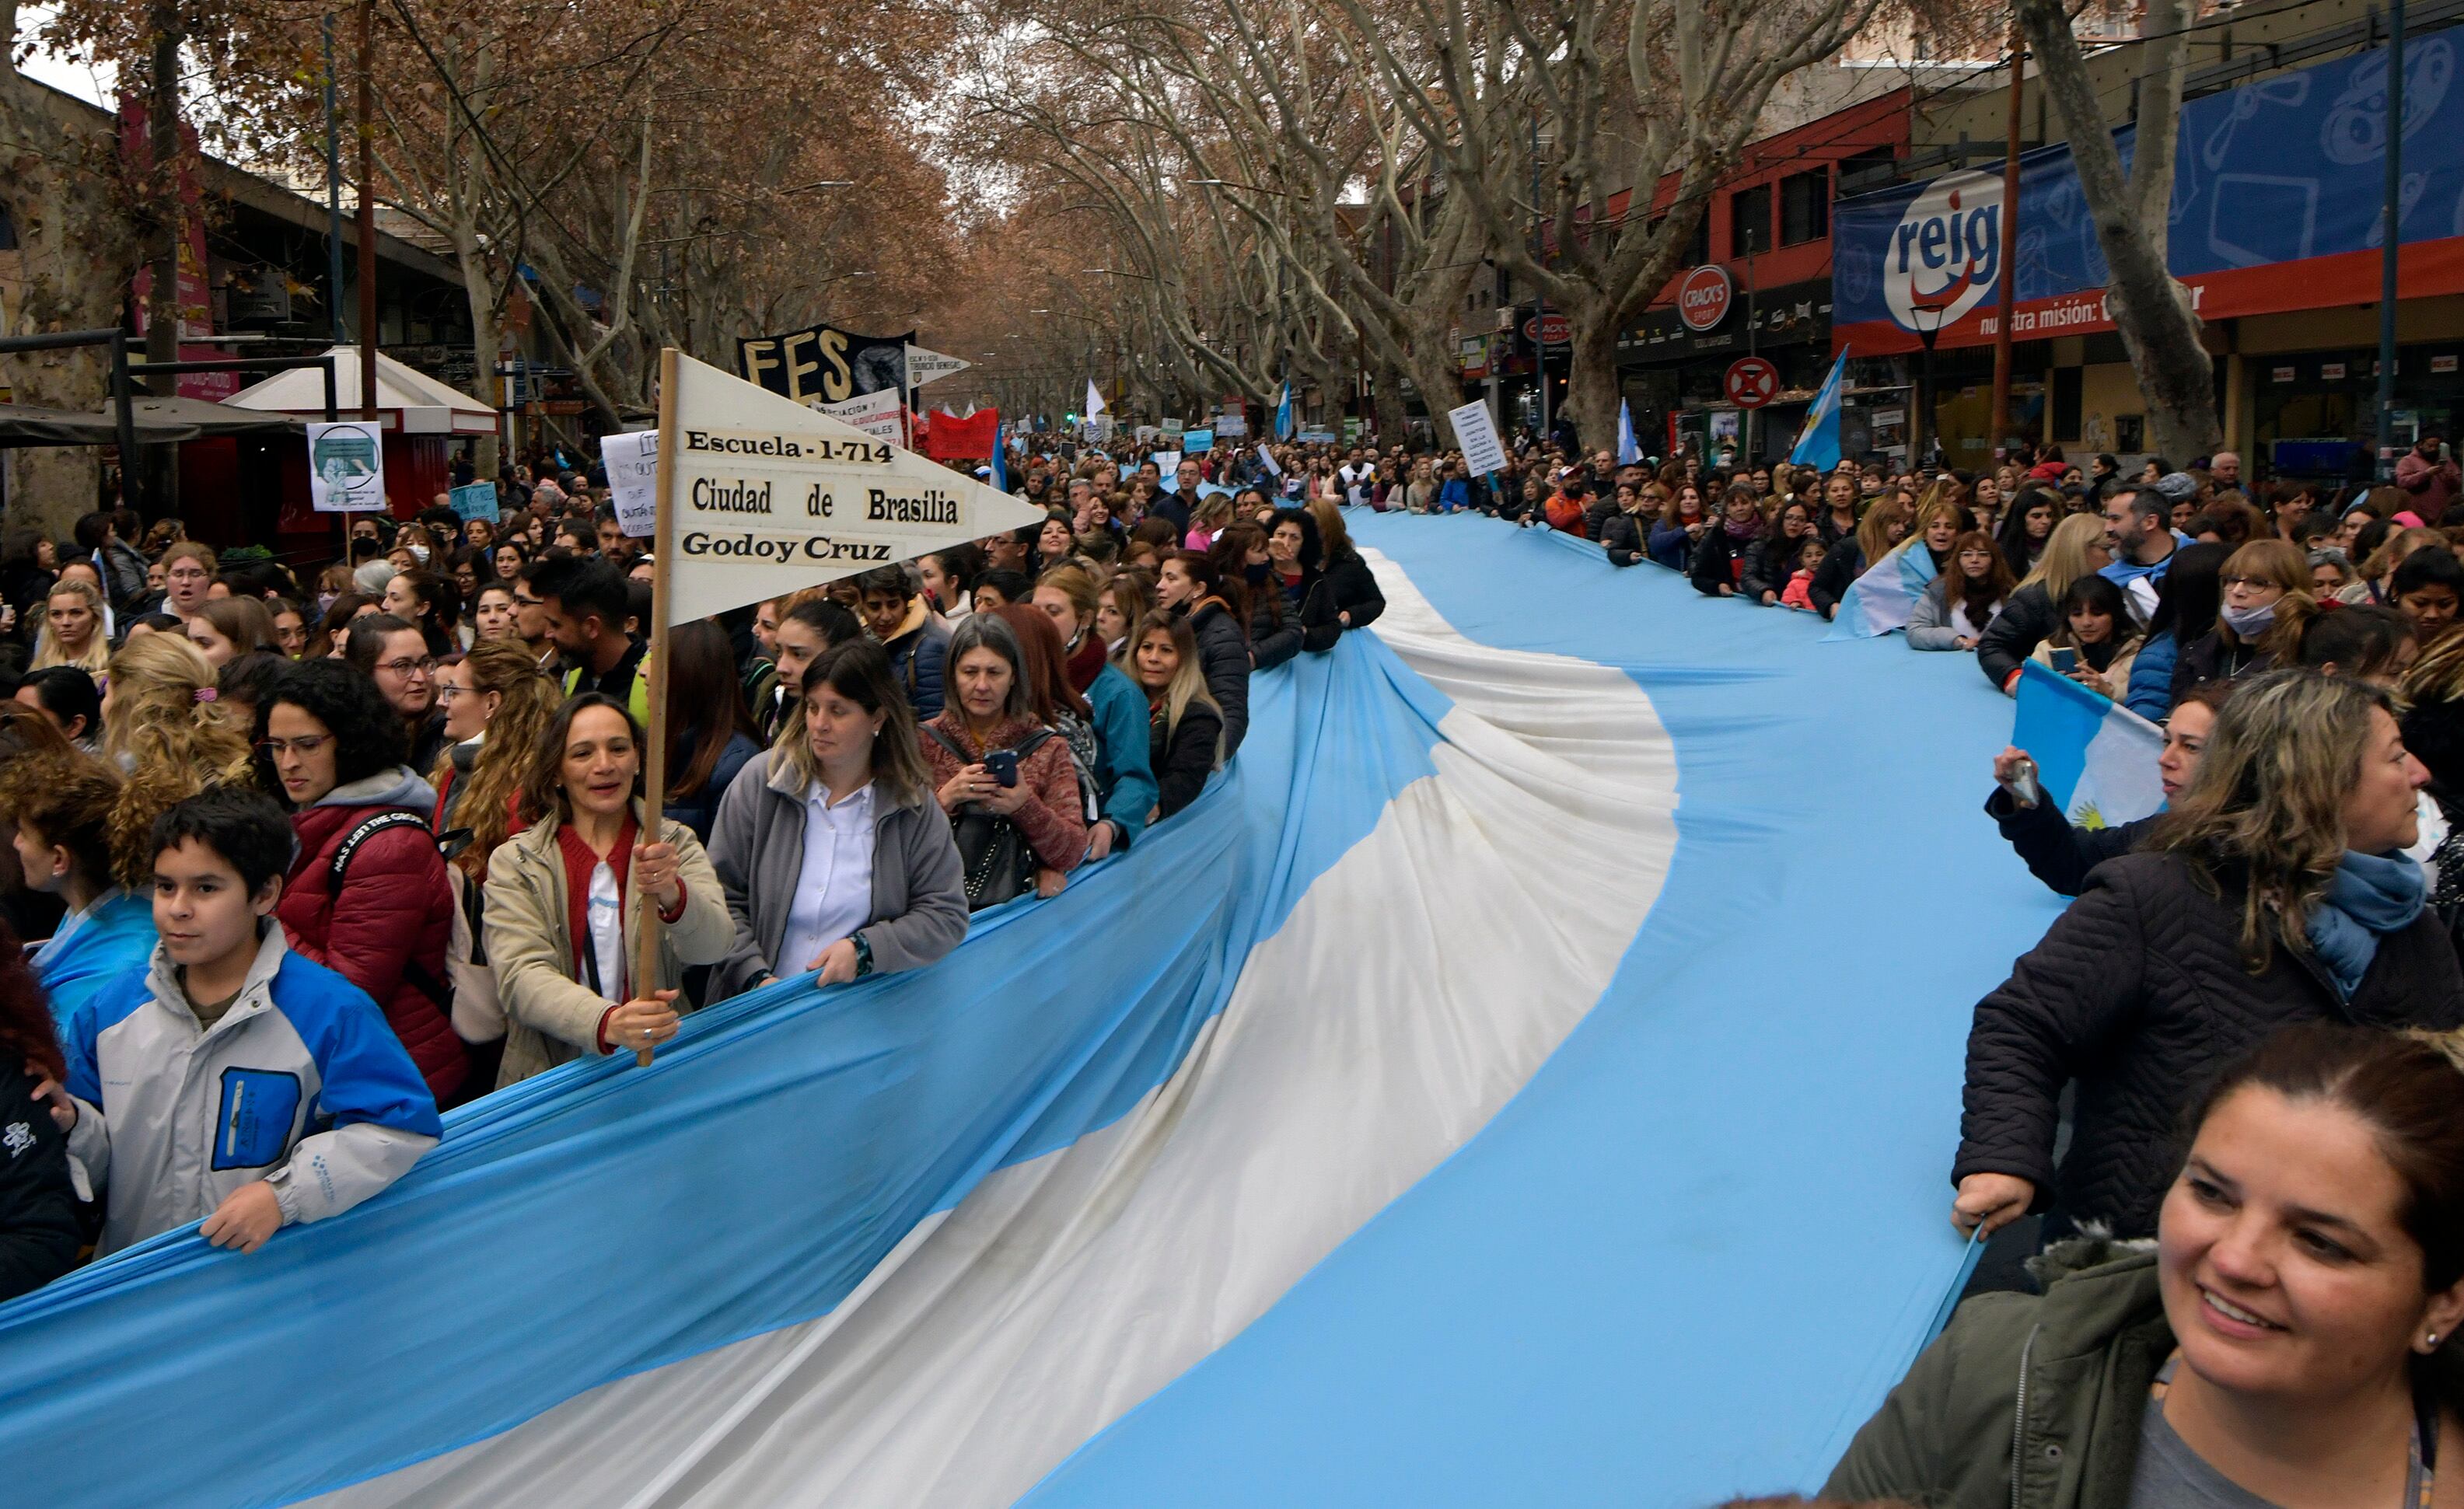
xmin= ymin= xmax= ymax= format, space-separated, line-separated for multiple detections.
xmin=924 ymin=407 xmax=1000 ymax=460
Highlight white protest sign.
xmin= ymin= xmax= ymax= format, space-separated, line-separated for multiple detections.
xmin=903 ymin=344 xmax=972 ymax=387
xmin=307 ymin=421 xmax=388 ymax=512
xmin=1152 ymin=450 xmax=1182 ymax=480
xmin=1255 ymin=443 xmax=1281 ymax=476
xmin=603 ymin=429 xmax=659 ymax=537
xmin=816 ymin=386 xmax=903 ymax=445
xmin=660 ymin=351 xmax=1044 ymax=625
xmin=1449 ymin=398 xmax=1508 ymax=476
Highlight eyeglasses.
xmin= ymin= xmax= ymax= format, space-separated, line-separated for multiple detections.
xmin=257 ymin=735 xmax=330 ymax=759
xmin=377 ymin=656 xmax=439 ymax=677
xmin=2218 ymin=575 xmax=2280 ymax=591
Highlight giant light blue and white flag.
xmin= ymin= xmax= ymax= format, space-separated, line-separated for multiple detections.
xmin=1616 ymin=399 xmax=1642 ymax=465
xmin=1789 ymin=347 xmax=1851 ymax=470
xmin=1823 ymin=535 xmax=1936 ymax=640
xmin=1274 ymin=380 xmax=1295 ymax=441
xmin=2011 ymin=660 xmax=2166 ymax=829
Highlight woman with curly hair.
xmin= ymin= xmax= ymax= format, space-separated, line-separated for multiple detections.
xmin=0 ymin=915 xmax=79 ymax=1301
xmin=256 ymin=660 xmax=466 ymax=1102
xmin=97 ymin=633 xmax=255 ymax=884
xmin=0 ymin=751 xmax=153 ymax=1023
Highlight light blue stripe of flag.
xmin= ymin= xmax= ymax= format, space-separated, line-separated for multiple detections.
xmin=1275 ymin=382 xmax=1295 ymax=441
xmin=1789 ymin=348 xmax=1850 ymax=470
xmin=2011 ymin=661 xmax=2167 ymax=828
xmin=1823 ymin=536 xmax=1935 ymax=641
xmin=1616 ymin=400 xmax=1641 ymax=465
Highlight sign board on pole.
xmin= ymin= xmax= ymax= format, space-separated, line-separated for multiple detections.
xmin=1216 ymin=409 xmax=1248 ymax=437
xmin=1446 ymin=398 xmax=1508 ymax=476
xmin=736 ymin=323 xmax=911 ymax=403
xmin=307 ymin=421 xmax=388 ymax=512
xmin=657 ymin=351 xmax=1046 ymax=626
xmin=1255 ymin=443 xmax=1281 ymax=476
xmin=903 ymin=344 xmax=972 ymax=387
xmin=1678 ymin=265 xmax=1735 ymax=331
xmin=1724 ymin=356 xmax=1781 ymax=409
xmin=603 ymin=430 xmax=660 ymax=537
xmin=448 ymin=482 xmax=498 ymax=523
xmin=1183 ymin=428 xmax=1215 ymax=453
xmin=1151 ymin=450 xmax=1182 ymax=477
xmin=1160 ymin=418 xmax=1183 ymax=437
xmin=816 ymin=386 xmax=903 ymax=445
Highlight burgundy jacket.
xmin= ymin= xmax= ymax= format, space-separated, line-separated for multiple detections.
xmin=279 ymin=767 xmax=467 ymax=1102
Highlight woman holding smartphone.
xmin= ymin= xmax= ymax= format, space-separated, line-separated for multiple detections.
xmin=917 ymin=614 xmax=1085 ymax=910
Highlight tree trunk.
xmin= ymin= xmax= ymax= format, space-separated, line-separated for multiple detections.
xmin=1563 ymin=309 xmax=1620 ymax=456
xmin=453 ymin=234 xmax=503 ymax=481
xmin=2018 ymin=0 xmax=2222 ymax=465
xmin=141 ymin=2 xmax=184 ymax=512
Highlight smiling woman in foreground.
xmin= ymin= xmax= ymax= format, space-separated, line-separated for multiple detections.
xmin=1830 ymin=1021 xmax=2464 ymax=1508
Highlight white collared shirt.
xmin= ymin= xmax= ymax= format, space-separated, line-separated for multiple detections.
xmin=777 ymin=780 xmax=879 ymax=978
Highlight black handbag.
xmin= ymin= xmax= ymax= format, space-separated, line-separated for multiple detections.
xmin=926 ymin=726 xmax=1055 ymax=910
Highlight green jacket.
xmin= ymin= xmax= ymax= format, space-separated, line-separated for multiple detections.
xmin=1824 ymin=1252 xmax=2173 ymax=1509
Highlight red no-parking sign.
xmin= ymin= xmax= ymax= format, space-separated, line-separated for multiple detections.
xmin=1724 ymin=357 xmax=1779 ymax=409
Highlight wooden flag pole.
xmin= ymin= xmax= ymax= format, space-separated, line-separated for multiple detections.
xmin=631 ymin=346 xmax=680 ymax=1068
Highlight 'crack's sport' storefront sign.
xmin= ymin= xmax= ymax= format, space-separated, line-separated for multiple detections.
xmin=1832 ymin=36 xmax=2464 ymax=355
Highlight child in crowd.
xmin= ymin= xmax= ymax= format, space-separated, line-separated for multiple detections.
xmin=34 ymin=788 xmax=441 ymax=1257
xmin=1780 ymin=537 xmax=1826 ymax=611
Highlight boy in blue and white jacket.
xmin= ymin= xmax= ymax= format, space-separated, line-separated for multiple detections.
xmin=37 ymin=789 xmax=441 ymax=1257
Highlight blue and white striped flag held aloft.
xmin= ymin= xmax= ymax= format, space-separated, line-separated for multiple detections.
xmin=1789 ymin=348 xmax=1850 ymax=470
xmin=1823 ymin=536 xmax=1935 ymax=640
xmin=1274 ymin=381 xmax=1295 ymax=441
xmin=1616 ymin=400 xmax=1642 ymax=465
xmin=2011 ymin=661 xmax=2166 ymax=829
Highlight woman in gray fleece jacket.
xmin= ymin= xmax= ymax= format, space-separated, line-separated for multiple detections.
xmin=705 ymin=640 xmax=968 ymax=1001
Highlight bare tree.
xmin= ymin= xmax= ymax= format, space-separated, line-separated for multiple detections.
xmin=1330 ymin=0 xmax=1883 ymax=449
xmin=2016 ymin=0 xmax=2220 ymax=464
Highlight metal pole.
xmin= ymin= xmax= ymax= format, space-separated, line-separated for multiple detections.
xmin=355 ymin=0 xmax=379 ymax=423
xmin=1744 ymin=234 xmax=1757 ymax=463
xmin=2377 ymin=0 xmax=2406 ymax=480
xmin=1532 ymin=110 xmax=1550 ymax=445
xmin=323 ymin=15 xmax=345 ymax=346
xmin=111 ymin=334 xmax=142 ymax=513
xmin=1990 ymin=25 xmax=2025 ymax=449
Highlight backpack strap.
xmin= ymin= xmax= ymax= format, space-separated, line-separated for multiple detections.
xmin=923 ymin=723 xmax=975 ymax=765
xmin=329 ymin=809 xmax=456 ymax=1015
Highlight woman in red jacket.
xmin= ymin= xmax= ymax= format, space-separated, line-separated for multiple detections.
xmin=253 ymin=658 xmax=467 ymax=1102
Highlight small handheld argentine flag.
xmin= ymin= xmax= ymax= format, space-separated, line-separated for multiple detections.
xmin=1274 ymin=381 xmax=1295 ymax=441
xmin=1823 ymin=536 xmax=1935 ymax=641
xmin=1616 ymin=400 xmax=1642 ymax=466
xmin=2011 ymin=662 xmax=2166 ymax=829
xmin=1790 ymin=348 xmax=1851 ymax=470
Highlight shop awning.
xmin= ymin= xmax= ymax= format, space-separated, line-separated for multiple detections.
xmin=0 ymin=395 xmax=308 ymax=448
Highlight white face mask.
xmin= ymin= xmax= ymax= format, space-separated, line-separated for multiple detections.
xmin=408 ymin=544 xmax=431 ymax=564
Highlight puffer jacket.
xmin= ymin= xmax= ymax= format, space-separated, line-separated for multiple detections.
xmin=1985 ymin=788 xmax=2157 ymax=898
xmin=1317 ymin=548 xmax=1386 ymax=633
xmin=62 ymin=926 xmax=442 ymax=1256
xmin=1645 ymin=518 xmax=1698 ymax=571
xmin=1687 ymin=526 xmax=1754 ymax=597
xmin=30 ymin=889 xmax=158 ymax=1028
xmin=482 ymin=802 xmax=736 ymax=1088
xmin=2171 ymin=629 xmax=2270 ymax=702
xmin=2121 ymin=631 xmax=2179 ymax=721
xmin=881 ymin=599 xmax=952 ymax=720
xmin=1825 ymin=1249 xmax=2179 ymax=1509
xmin=1738 ymin=535 xmax=1796 ymax=603
xmin=1808 ymin=536 xmax=1865 ymax=618
xmin=1977 ymin=581 xmax=2060 ymax=692
xmin=281 ymin=767 xmax=466 ymax=1103
xmin=1955 ymin=851 xmax=2464 ymax=1237
xmin=1180 ymin=597 xmax=1251 ymax=757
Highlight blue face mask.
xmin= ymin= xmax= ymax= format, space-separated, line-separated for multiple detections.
xmin=1244 ymin=561 xmax=1270 ymax=586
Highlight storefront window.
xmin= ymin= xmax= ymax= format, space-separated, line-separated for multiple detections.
xmin=2253 ymin=344 xmax=2464 ymax=482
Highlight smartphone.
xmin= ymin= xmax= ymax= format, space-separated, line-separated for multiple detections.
xmin=984 ymin=749 xmax=1020 ymax=788
xmin=2050 ymin=647 xmax=2078 ymax=674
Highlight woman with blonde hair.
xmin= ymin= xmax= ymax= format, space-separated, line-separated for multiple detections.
xmin=30 ymin=577 xmax=109 ymax=676
xmin=1948 ymin=669 xmax=2462 ymax=1244
xmin=1976 ymin=512 xmax=2115 ymax=693
xmin=1305 ymin=496 xmax=1385 ymax=636
xmin=1121 ymin=610 xmax=1224 ymax=820
xmin=1810 ymin=494 xmax=1913 ymax=620
xmin=98 ymin=633 xmax=253 ymax=867
xmin=2176 ymin=536 xmax=2313 ymax=696
xmin=2342 ymin=524 xmax=2445 ymax=606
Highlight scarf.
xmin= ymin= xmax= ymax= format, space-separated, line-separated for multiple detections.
xmin=1721 ymin=513 xmax=1760 ymax=541
xmin=1064 ymin=630 xmax=1106 ymax=694
xmin=2305 ymin=850 xmax=2427 ymax=1000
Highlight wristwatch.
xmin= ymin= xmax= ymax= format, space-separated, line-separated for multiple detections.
xmin=852 ymin=932 xmax=875 ymax=978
